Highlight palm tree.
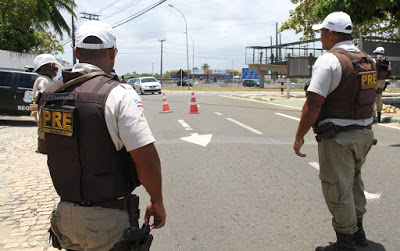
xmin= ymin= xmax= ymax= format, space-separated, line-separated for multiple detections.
xmin=49 ymin=0 xmax=77 ymax=38
xmin=35 ymin=0 xmax=77 ymax=39
xmin=201 ymin=63 xmax=210 ymax=71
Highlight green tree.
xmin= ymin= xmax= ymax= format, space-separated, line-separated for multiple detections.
xmin=29 ymin=31 xmax=64 ymax=55
xmin=0 ymin=0 xmax=40 ymax=51
xmin=201 ymin=63 xmax=210 ymax=71
xmin=36 ymin=0 xmax=76 ymax=38
xmin=0 ymin=0 xmax=75 ymax=53
xmin=281 ymin=0 xmax=400 ymax=39
xmin=164 ymin=71 xmax=171 ymax=78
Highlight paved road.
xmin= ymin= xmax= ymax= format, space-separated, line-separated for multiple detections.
xmin=0 ymin=91 xmax=399 ymax=250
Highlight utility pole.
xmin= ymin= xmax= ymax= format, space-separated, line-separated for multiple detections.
xmin=270 ymin=36 xmax=273 ymax=63
xmin=159 ymin=39 xmax=166 ymax=85
xmin=80 ymin=12 xmax=100 ymax=20
xmin=276 ymin=22 xmax=278 ymax=63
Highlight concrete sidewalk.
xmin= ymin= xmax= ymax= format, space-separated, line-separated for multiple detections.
xmin=0 ymin=120 xmax=58 ymax=251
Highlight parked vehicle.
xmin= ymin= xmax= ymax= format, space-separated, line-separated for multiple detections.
xmin=243 ymin=79 xmax=259 ymax=87
xmin=176 ymin=80 xmax=193 ymax=87
xmin=133 ymin=77 xmax=162 ymax=94
xmin=0 ymin=68 xmax=37 ymax=115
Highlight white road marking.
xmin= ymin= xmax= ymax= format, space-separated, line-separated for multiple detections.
xmin=364 ymin=191 xmax=382 ymax=201
xmin=275 ymin=112 xmax=300 ymax=121
xmin=226 ymin=118 xmax=263 ymax=135
xmin=178 ymin=119 xmax=193 ymax=131
xmin=180 ymin=133 xmax=213 ymax=147
xmin=309 ymin=162 xmax=320 ymax=170
xmin=215 ymin=112 xmax=222 ymax=116
xmin=220 ymin=95 xmax=302 ymax=110
xmin=308 ymin=162 xmax=381 ymax=201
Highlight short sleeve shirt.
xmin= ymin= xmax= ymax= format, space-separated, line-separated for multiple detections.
xmin=71 ymin=64 xmax=155 ymax=152
xmin=32 ymin=75 xmax=53 ymax=100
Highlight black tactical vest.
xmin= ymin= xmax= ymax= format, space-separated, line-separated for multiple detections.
xmin=39 ymin=70 xmax=140 ymax=202
xmin=319 ymin=48 xmax=377 ymax=121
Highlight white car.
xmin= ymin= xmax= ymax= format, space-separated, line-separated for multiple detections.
xmin=133 ymin=77 xmax=162 ymax=95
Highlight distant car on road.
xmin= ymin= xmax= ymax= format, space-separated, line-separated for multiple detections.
xmin=243 ymin=79 xmax=259 ymax=87
xmin=176 ymin=80 xmax=193 ymax=87
xmin=133 ymin=77 xmax=162 ymax=94
xmin=127 ymin=78 xmax=138 ymax=86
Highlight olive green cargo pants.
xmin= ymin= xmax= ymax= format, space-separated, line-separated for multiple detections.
xmin=50 ymin=201 xmax=130 ymax=251
xmin=318 ymin=129 xmax=374 ymax=234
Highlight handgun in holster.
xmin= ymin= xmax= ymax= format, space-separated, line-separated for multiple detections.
xmin=122 ymin=195 xmax=153 ymax=250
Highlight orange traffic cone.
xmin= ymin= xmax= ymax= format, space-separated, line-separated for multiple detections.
xmin=189 ymin=91 xmax=199 ymax=114
xmin=162 ymin=92 xmax=171 ymax=112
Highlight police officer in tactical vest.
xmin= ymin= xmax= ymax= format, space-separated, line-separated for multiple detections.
xmin=373 ymin=46 xmax=392 ymax=123
xmin=293 ymin=12 xmax=379 ymax=250
xmin=39 ymin=20 xmax=166 ymax=251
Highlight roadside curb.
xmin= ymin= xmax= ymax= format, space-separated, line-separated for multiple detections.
xmin=231 ymin=94 xmax=400 ymax=124
xmin=382 ymin=116 xmax=400 ymax=123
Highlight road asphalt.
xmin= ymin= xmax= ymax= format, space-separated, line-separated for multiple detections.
xmin=0 ymin=91 xmax=398 ymax=250
xmin=235 ymin=91 xmax=400 ymax=124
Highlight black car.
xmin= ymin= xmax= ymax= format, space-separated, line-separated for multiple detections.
xmin=176 ymin=80 xmax=193 ymax=87
xmin=0 ymin=68 xmax=37 ymax=115
xmin=243 ymin=79 xmax=259 ymax=87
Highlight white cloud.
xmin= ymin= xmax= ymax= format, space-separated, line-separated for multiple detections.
xmin=60 ymin=0 xmax=302 ymax=75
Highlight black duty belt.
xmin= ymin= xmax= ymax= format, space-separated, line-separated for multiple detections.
xmin=337 ymin=124 xmax=372 ymax=132
xmin=63 ymin=199 xmax=126 ymax=210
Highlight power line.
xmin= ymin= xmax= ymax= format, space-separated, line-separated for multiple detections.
xmin=117 ymin=20 xmax=280 ymax=36
xmin=101 ymin=0 xmax=144 ymax=21
xmin=112 ymin=0 xmax=167 ymax=28
xmin=97 ymin=0 xmax=126 ymax=13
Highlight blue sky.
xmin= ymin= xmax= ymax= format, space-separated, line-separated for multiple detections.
xmin=60 ymin=0 xmax=302 ymax=75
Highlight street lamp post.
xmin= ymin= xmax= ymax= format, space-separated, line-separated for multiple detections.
xmin=169 ymin=4 xmax=190 ymax=88
xmin=186 ymin=32 xmax=194 ymax=85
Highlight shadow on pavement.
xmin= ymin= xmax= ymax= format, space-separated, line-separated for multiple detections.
xmin=0 ymin=118 xmax=36 ymax=127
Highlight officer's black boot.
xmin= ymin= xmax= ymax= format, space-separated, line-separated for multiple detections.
xmin=315 ymin=231 xmax=355 ymax=251
xmin=354 ymin=218 xmax=368 ymax=246
xmin=377 ymin=112 xmax=381 ymax=123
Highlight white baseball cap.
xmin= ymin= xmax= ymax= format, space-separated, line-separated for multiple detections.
xmin=75 ymin=20 xmax=116 ymax=49
xmin=33 ymin=54 xmax=62 ymax=72
xmin=373 ymin=47 xmax=385 ymax=54
xmin=312 ymin=11 xmax=353 ymax=34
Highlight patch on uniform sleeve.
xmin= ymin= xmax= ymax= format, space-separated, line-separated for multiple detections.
xmin=313 ymin=65 xmax=318 ymax=73
xmin=134 ymin=99 xmax=143 ymax=109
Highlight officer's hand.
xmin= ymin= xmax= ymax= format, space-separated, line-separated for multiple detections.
xmin=145 ymin=200 xmax=166 ymax=229
xmin=294 ymin=137 xmax=306 ymax=157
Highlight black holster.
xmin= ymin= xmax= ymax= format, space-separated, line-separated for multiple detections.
xmin=313 ymin=122 xmax=339 ymax=142
xmin=124 ymin=194 xmax=140 ymax=227
xmin=114 ymin=195 xmax=153 ymax=251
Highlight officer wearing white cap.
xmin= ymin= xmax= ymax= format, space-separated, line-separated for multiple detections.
xmin=39 ymin=20 xmax=166 ymax=250
xmin=294 ymin=12 xmax=377 ymax=250
xmin=373 ymin=46 xmax=392 ymax=122
xmin=30 ymin=54 xmax=62 ymax=153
